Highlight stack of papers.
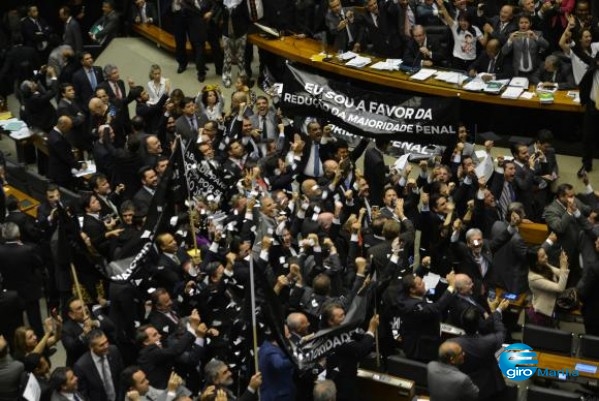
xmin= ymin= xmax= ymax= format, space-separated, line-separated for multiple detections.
xmin=338 ymin=51 xmax=358 ymax=61
xmin=463 ymin=79 xmax=486 ymax=91
xmin=370 ymin=59 xmax=403 ymax=71
xmin=345 ymin=56 xmax=372 ymax=68
xmin=410 ymin=68 xmax=437 ymax=81
xmin=9 ymin=127 xmax=31 ymax=140
xmin=509 ymin=77 xmax=530 ymax=88
xmin=435 ymin=71 xmax=468 ymax=85
xmin=501 ymin=86 xmax=524 ymax=99
xmin=0 ymin=118 xmax=26 ymax=131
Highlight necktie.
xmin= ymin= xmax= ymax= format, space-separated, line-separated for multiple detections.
xmin=488 ymin=57 xmax=496 ymax=73
xmin=113 ymin=83 xmax=122 ymax=99
xmin=260 ymin=116 xmax=267 ymax=139
xmin=88 ymin=69 xmax=97 ymax=90
xmin=522 ymin=38 xmax=530 ymax=71
xmin=372 ymin=13 xmax=378 ymax=28
xmin=499 ymin=182 xmax=511 ymax=220
xmin=173 ymin=254 xmax=181 ymax=265
xmin=341 ymin=9 xmax=354 ymax=43
xmin=189 ymin=117 xmax=197 ymax=131
xmin=313 ymin=143 xmax=321 ymax=177
xmin=595 ymin=80 xmax=599 ymax=111
xmin=249 ymin=0 xmax=258 ymax=21
xmin=404 ymin=9 xmax=411 ymax=37
xmin=74 ymin=394 xmax=81 ymax=401
xmin=100 ymin=356 xmax=116 ymax=401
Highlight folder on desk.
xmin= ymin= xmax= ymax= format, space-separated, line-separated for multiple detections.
xmin=483 ymin=80 xmax=509 ymax=94
xmin=410 ymin=68 xmax=436 ymax=81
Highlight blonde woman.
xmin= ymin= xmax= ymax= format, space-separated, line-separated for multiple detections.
xmin=146 ymin=64 xmax=170 ymax=105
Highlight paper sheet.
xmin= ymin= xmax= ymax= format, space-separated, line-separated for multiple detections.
xmin=410 ymin=68 xmax=437 ymax=81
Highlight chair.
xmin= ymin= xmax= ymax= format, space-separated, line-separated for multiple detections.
xmin=578 ymin=334 xmax=599 ymax=360
xmin=25 ymin=170 xmax=50 ymax=203
xmin=522 ymin=324 xmax=574 ymax=355
xmin=386 ymin=355 xmax=428 ymax=394
xmin=424 ymin=25 xmax=453 ymax=68
xmin=526 ymin=385 xmax=583 ymax=401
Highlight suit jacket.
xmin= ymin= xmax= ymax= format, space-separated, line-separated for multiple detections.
xmin=356 ymin=2 xmax=402 ymax=57
xmin=74 ymin=347 xmax=124 ymax=401
xmin=72 ymin=66 xmax=105 ymax=111
xmin=23 ymin=80 xmax=58 ymax=132
xmin=131 ymin=2 xmax=158 ymax=24
xmin=416 ymin=3 xmax=444 ymax=27
xmin=50 ymin=391 xmax=87 ymax=401
xmin=485 ymin=16 xmax=518 ymax=44
xmin=47 ymin=128 xmax=79 ymax=186
xmin=175 ymin=113 xmax=207 ymax=144
xmin=82 ymin=214 xmax=113 ymax=258
xmin=148 ymin=310 xmax=182 ymax=342
xmin=531 ymin=62 xmax=576 ymax=89
xmin=97 ymin=79 xmax=135 ymax=123
xmin=490 ymin=221 xmax=529 ymax=294
xmin=21 ymin=17 xmax=52 ymax=51
xmin=136 ymin=332 xmax=198 ymax=389
xmin=363 ymin=147 xmax=387 ymax=206
xmin=403 ymin=35 xmax=446 ymax=67
xmin=92 ymin=10 xmax=121 ymax=46
xmin=468 ymin=51 xmax=512 ymax=79
xmin=502 ymin=34 xmax=549 ymax=74
xmin=0 ymin=242 xmax=44 ymax=302
xmin=325 ymin=8 xmax=360 ymax=51
xmin=449 ymin=312 xmax=506 ymax=400
xmin=133 ymin=187 xmax=154 ymax=217
xmin=4 ymin=210 xmax=42 ymax=244
xmin=57 ymin=98 xmax=91 ymax=151
xmin=426 ymin=361 xmax=479 ymax=401
xmin=62 ymin=317 xmax=116 ymax=367
xmin=0 ymin=356 xmax=25 ymax=401
xmin=64 ymin=17 xmax=84 ymax=53
xmin=258 ymin=341 xmax=295 ymax=401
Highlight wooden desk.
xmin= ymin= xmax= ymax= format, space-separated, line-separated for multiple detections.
xmin=249 ymin=34 xmax=583 ymax=113
xmin=3 ymin=185 xmax=40 ymax=218
xmin=536 ymin=351 xmax=599 ymax=385
xmin=132 ymin=23 xmax=211 ymax=56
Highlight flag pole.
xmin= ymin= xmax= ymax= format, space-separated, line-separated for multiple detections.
xmin=178 ymin=135 xmax=201 ymax=263
xmin=70 ymin=263 xmax=87 ymax=315
xmin=369 ymin=255 xmax=381 ymax=369
xmin=249 ymin=255 xmax=260 ymax=374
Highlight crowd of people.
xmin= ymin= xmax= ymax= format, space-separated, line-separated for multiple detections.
xmin=1 ymin=1 xmax=599 ymax=401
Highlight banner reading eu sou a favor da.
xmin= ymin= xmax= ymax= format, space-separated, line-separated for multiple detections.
xmin=281 ymin=64 xmax=459 ymax=146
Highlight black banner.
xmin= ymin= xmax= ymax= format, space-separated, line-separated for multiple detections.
xmin=281 ymin=64 xmax=459 ymax=145
xmin=182 ymin=140 xmax=228 ymax=202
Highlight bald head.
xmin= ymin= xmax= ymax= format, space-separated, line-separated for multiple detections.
xmin=439 ymin=341 xmax=464 ymax=365
xmin=88 ymin=97 xmax=106 ymax=116
xmin=57 ymin=115 xmax=73 ymax=132
xmin=323 ymin=160 xmax=338 ymax=177
xmin=485 ymin=38 xmax=501 ymax=57
xmin=301 ymin=178 xmax=319 ymax=197
xmin=454 ymin=274 xmax=473 ymax=295
xmin=286 ymin=312 xmax=310 ymax=336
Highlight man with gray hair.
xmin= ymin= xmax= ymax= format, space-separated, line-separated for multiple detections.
xmin=0 ymin=222 xmax=45 ymax=337
xmin=313 ymin=380 xmax=337 ymax=401
xmin=203 ymin=358 xmax=262 ymax=401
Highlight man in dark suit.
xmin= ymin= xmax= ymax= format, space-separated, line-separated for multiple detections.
xmin=178 ymin=0 xmax=213 ymax=81
xmin=20 ymin=68 xmax=59 ymax=133
xmin=133 ymin=166 xmax=158 ymax=216
xmin=468 ymin=38 xmax=512 ymax=79
xmin=47 ymin=116 xmax=86 ymax=189
xmin=403 ymin=24 xmax=447 ymax=67
xmin=363 ymin=138 xmax=389 ymax=206
xmin=396 ymin=272 xmax=457 ymax=362
xmin=426 ymin=341 xmax=479 ymax=401
xmin=175 ymin=97 xmax=206 ymax=144
xmin=81 ymin=193 xmax=123 ymax=259
xmin=0 ymin=34 xmax=41 ymax=96
xmin=97 ymin=63 xmax=135 ymax=129
xmin=577 ymin=53 xmax=599 ymax=175
xmin=152 ymin=235 xmax=192 ymax=293
xmin=74 ymin=330 xmax=124 ymax=401
xmin=136 ymin=323 xmax=205 ymax=389
xmin=325 ymin=0 xmax=360 ymax=52
xmin=530 ymin=54 xmax=576 ymax=89
xmin=90 ymin=1 xmax=121 ymax=47
xmin=355 ymin=0 xmax=402 ymax=57
xmin=59 ymin=6 xmax=83 ymax=53
xmin=72 ymin=52 xmax=104 ymax=112
xmin=57 ymin=83 xmax=90 ymax=152
xmin=49 ymin=367 xmax=87 ymax=401
xmin=482 ymin=5 xmax=517 ymax=44
xmin=4 ymin=197 xmax=42 ymax=244
xmin=0 ymin=223 xmax=45 ymax=337
xmin=448 ymin=300 xmax=509 ymax=401
xmin=130 ymin=0 xmax=158 ymax=25
xmin=204 ymin=359 xmax=261 ymax=401
xmin=416 ymin=0 xmax=444 ymax=27
xmin=21 ymin=5 xmax=53 ymax=56
xmin=62 ymin=298 xmax=116 ymax=367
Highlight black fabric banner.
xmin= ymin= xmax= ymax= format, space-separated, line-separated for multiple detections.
xmin=281 ymin=64 xmax=459 ymax=146
xmin=182 ymin=140 xmax=228 ymax=202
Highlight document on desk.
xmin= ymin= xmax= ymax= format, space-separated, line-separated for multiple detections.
xmin=75 ymin=161 xmax=97 ymax=177
xmin=501 ymin=86 xmax=524 ymax=99
xmin=410 ymin=68 xmax=437 ymax=81
xmin=370 ymin=59 xmax=403 ymax=71
xmin=463 ymin=79 xmax=486 ymax=91
xmin=345 ymin=56 xmax=372 ymax=68
xmin=338 ymin=51 xmax=358 ymax=61
xmin=435 ymin=71 xmax=468 ymax=85
xmin=9 ymin=127 xmax=32 ymax=140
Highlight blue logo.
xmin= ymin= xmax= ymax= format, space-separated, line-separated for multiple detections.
xmin=498 ymin=343 xmax=538 ymax=381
